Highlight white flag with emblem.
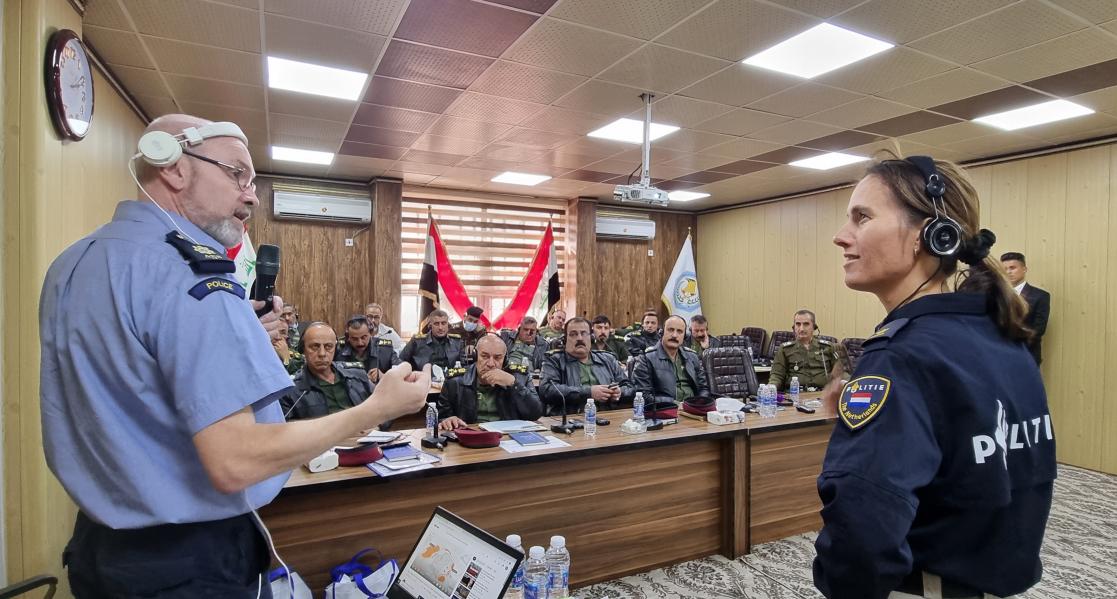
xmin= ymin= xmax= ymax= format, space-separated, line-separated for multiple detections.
xmin=228 ymin=224 xmax=257 ymax=293
xmin=661 ymin=233 xmax=702 ymax=320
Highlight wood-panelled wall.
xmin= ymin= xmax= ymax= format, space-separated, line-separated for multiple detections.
xmin=574 ymin=200 xmax=698 ymax=328
xmin=2 ymin=0 xmax=146 ymax=586
xmin=248 ymin=177 xmax=403 ymax=332
xmin=698 ymin=143 xmax=1117 ymax=475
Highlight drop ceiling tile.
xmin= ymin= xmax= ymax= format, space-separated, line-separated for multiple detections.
xmin=939 ymin=132 xmax=1041 ymax=157
xmin=426 ymin=116 xmax=512 ymax=142
xmin=402 ymin=149 xmax=470 ymax=166
xmin=673 ymin=170 xmax=738 ymax=184
xmin=582 ymin=156 xmax=642 ymax=175
xmin=445 ymin=92 xmax=547 ymax=125
xmin=268 ymin=89 xmax=357 ymax=122
xmin=270 ymin=134 xmax=341 ymax=153
xmin=657 ymin=0 xmax=819 ymax=62
xmin=394 ymin=0 xmax=537 ymax=57
xmin=549 ymin=0 xmax=707 ymax=40
xmin=535 ymin=149 xmax=602 ymax=169
xmin=386 ymin=171 xmax=439 ymax=184
xmin=391 ymin=161 xmax=453 ymax=176
xmin=693 ymin=108 xmax=791 ymax=136
xmin=816 ymin=47 xmax=955 ymax=95
xmin=747 ymin=83 xmax=863 ymax=118
xmin=486 ymin=0 xmax=558 ymax=15
xmin=1106 ymin=20 xmax=1117 ymax=36
xmin=558 ymin=169 xmax=620 ymax=183
xmin=111 ymin=66 xmax=168 ymax=98
xmin=468 ymin=61 xmax=586 ymax=104
xmin=143 ymin=36 xmax=263 ymax=85
xmin=502 ymin=17 xmax=643 ymax=77
xmin=328 ymin=155 xmax=398 ymax=179
xmin=376 ymin=41 xmax=495 ymax=89
xmin=556 ymin=136 xmax=631 ymax=158
xmin=900 ymin=121 xmax=999 ymax=147
xmin=554 ymin=80 xmax=649 ymax=116
xmin=1022 ymin=57 xmax=1117 ymax=97
xmin=164 ymin=74 xmax=265 ymax=110
xmin=844 ymin=138 xmax=961 ymax=163
xmin=599 ymin=44 xmax=732 ymax=95
xmin=831 ymin=0 xmax=1016 ymax=44
xmin=807 ymin=97 xmax=914 ymax=129
xmin=362 ymin=76 xmax=462 ymax=113
xmin=878 ymin=68 xmax=1008 ymax=109
xmin=83 ymin=27 xmax=154 ymax=69
xmin=134 ymin=95 xmax=180 ymax=119
xmin=635 ymin=96 xmax=736 ymax=128
xmin=749 ymin=146 xmax=825 ymax=164
xmin=611 ymin=147 xmax=694 ymax=166
xmin=677 ymin=65 xmax=802 ymax=107
xmin=702 ymin=137 xmax=786 ymax=159
xmin=763 ymin=0 xmax=865 ymax=18
xmin=344 ymin=124 xmax=423 ymax=148
xmin=709 ymin=159 xmax=778 ymax=175
xmin=910 ymin=0 xmax=1086 ymax=65
xmin=265 ymin=14 xmax=386 ymax=73
xmin=352 ymin=103 xmax=440 ymax=132
xmin=498 ymin=128 xmax=579 ymax=149
xmin=799 ymin=130 xmax=882 ymax=152
xmin=662 ymin=153 xmax=740 ymax=172
xmin=518 ymin=107 xmax=614 ymax=135
xmin=1049 ymin=0 xmax=1117 ymax=24
xmin=477 ymin=144 xmax=549 ymax=162
xmin=263 ymin=0 xmax=407 ymax=35
xmin=339 ymin=141 xmax=409 ymax=160
xmin=410 ymin=135 xmax=488 ymax=155
xmin=84 ymin=0 xmax=131 ymax=30
xmin=653 ymin=129 xmax=737 ymax=153
xmin=860 ymin=110 xmax=963 ymax=137
xmin=433 ymin=167 xmax=504 ymax=185
xmin=177 ymin=102 xmax=267 ymax=132
xmin=747 ymin=120 xmax=845 ymax=145
xmin=971 ymin=28 xmax=1117 ymax=84
xmin=1072 ymin=85 xmax=1117 ymax=117
xmin=122 ymin=0 xmax=261 ymax=52
xmin=1011 ymin=111 xmax=1117 ymax=142
xmin=929 ymin=86 xmax=1050 ymax=120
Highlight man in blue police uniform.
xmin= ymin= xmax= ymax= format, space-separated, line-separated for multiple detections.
xmin=436 ymin=334 xmax=542 ymax=430
xmin=39 ymin=114 xmax=430 ymax=597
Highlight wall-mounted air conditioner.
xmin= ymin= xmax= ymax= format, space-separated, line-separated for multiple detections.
xmin=595 ymin=211 xmax=656 ymax=240
xmin=273 ymin=190 xmax=372 ymax=224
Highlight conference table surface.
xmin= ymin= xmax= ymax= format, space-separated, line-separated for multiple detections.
xmin=263 ymin=397 xmax=836 ymax=590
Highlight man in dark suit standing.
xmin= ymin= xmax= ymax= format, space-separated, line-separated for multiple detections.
xmin=1002 ymin=252 xmax=1050 ymax=365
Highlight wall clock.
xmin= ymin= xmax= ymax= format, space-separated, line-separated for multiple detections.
xmin=45 ymin=29 xmax=95 ymax=141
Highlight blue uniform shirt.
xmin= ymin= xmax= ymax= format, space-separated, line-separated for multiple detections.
xmin=40 ymin=201 xmax=294 ymax=529
xmin=813 ymin=293 xmax=1056 ymax=599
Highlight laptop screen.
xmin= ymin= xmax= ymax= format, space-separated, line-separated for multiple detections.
xmin=390 ymin=507 xmax=522 ymax=599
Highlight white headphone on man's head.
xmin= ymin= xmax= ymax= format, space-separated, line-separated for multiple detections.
xmin=134 ymin=121 xmax=248 ymax=167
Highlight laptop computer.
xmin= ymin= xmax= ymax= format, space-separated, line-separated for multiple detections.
xmin=388 ymin=507 xmax=524 ymax=599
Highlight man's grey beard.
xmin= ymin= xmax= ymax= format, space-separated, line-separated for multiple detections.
xmin=200 ymin=217 xmax=243 ymax=248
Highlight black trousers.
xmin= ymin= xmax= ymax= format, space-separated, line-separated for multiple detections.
xmin=64 ymin=511 xmax=273 ymax=599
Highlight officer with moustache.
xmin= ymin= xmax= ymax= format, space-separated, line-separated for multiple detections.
xmin=540 ymin=318 xmax=634 ymax=415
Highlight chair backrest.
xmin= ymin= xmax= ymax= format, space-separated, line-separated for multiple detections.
xmin=817 ymin=334 xmax=839 ymax=345
xmin=740 ymin=327 xmax=767 ymax=358
xmin=767 ymin=330 xmax=794 ymax=359
xmin=841 ymin=337 xmax=866 ymax=371
xmin=718 ymin=334 xmax=749 ymax=349
xmin=703 ymin=347 xmax=758 ymax=399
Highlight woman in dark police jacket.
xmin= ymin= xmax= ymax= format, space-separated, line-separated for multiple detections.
xmin=815 ymin=155 xmax=1055 ymax=599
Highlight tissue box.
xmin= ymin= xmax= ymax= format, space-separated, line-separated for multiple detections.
xmin=707 ymin=410 xmax=746 ymax=425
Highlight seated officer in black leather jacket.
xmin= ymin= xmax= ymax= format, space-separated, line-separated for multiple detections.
xmin=437 ymin=334 xmax=542 ymax=430
xmin=540 ymin=318 xmax=635 ymax=416
xmin=499 ymin=316 xmax=549 ymax=371
xmin=632 ymin=315 xmax=711 ymax=405
xmin=624 ymin=310 xmax=662 ymax=356
xmin=281 ymin=323 xmax=375 ymax=420
xmin=400 ymin=309 xmax=463 ymax=370
xmin=336 ymin=315 xmax=400 ymax=383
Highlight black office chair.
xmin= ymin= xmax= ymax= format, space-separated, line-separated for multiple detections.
xmin=841 ymin=337 xmax=866 ymax=371
xmin=818 ymin=334 xmax=839 ymax=346
xmin=767 ymin=330 xmax=794 ymax=359
xmin=0 ymin=575 xmax=57 ymax=599
xmin=703 ymin=347 xmax=759 ymax=400
xmin=740 ymin=327 xmax=767 ymax=360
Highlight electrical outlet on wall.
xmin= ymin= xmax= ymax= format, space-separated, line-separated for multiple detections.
xmin=647 ymin=249 xmax=654 ymax=257
xmin=345 ymin=238 xmax=354 ymax=247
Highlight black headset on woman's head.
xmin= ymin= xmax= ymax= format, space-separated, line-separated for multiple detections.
xmin=906 ymin=156 xmax=962 ymax=258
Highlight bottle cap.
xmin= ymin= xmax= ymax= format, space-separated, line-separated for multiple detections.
xmin=529 ymin=546 xmax=544 ymax=559
xmin=506 ymin=534 xmax=521 ymax=547
xmin=550 ymin=535 xmax=565 ymax=548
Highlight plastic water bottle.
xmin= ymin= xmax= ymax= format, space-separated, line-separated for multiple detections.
xmin=545 ymin=535 xmax=570 ymax=599
xmin=425 ymin=402 xmax=438 ymax=437
xmin=584 ymin=398 xmax=597 ymax=439
xmin=633 ymin=392 xmax=646 ymax=425
xmin=790 ymin=376 xmax=800 ymax=406
xmin=506 ymin=534 xmax=525 ymax=599
xmin=523 ymin=546 xmax=547 ymax=599
xmin=761 ymin=385 xmax=775 ymax=418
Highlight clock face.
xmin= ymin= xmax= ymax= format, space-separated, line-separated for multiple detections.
xmin=45 ymin=29 xmax=95 ymax=140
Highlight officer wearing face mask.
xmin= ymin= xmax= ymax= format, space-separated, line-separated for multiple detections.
xmin=450 ymin=306 xmax=488 ymax=362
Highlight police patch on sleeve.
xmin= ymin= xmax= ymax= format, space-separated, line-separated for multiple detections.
xmin=188 ymin=277 xmax=245 ymax=301
xmin=839 ymin=375 xmax=891 ymax=430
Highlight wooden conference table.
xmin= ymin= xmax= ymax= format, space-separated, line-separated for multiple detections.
xmin=260 ymin=398 xmax=836 ymax=591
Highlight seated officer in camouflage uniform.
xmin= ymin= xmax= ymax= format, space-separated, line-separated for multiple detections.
xmin=401 ymin=309 xmax=463 ymax=370
xmin=590 ymin=314 xmax=629 ymax=363
xmin=280 ymin=323 xmax=376 ymax=420
xmin=449 ymin=306 xmax=488 ymax=363
xmin=687 ymin=314 xmax=721 ymax=357
xmin=769 ymin=309 xmax=849 ymax=391
xmin=281 ymin=304 xmax=301 ymax=350
xmin=537 ymin=308 xmax=567 ymax=343
xmin=499 ymin=316 xmax=549 ymax=370
xmin=633 ymin=315 xmax=711 ymax=405
xmin=625 ymin=310 xmax=662 ymax=356
xmin=336 ymin=315 xmax=400 ymax=383
xmin=436 ymin=334 xmax=542 ymax=431
xmin=540 ymin=318 xmax=634 ymax=415
xmin=273 ymin=320 xmax=303 ymax=375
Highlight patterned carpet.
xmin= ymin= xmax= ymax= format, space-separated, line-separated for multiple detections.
xmin=580 ymin=464 xmax=1116 ymax=599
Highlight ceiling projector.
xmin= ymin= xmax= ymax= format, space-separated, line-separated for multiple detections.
xmin=613 ymin=183 xmax=669 ymax=207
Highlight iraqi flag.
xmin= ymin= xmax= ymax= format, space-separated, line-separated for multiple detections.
xmin=418 ymin=218 xmax=440 ymax=332
xmin=544 ymin=222 xmax=559 ymax=313
xmin=660 ymin=233 xmax=702 ymax=320
xmin=492 ymin=222 xmax=556 ymax=330
xmin=226 ymin=223 xmax=257 ymax=294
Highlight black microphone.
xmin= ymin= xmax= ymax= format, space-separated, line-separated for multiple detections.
xmin=283 ymin=389 xmax=309 ymax=419
xmin=252 ymin=244 xmax=280 ymax=317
